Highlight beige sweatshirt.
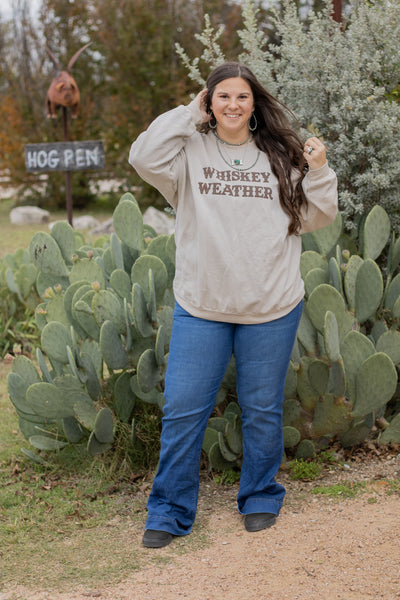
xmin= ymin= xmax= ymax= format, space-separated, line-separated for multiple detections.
xmin=129 ymin=100 xmax=338 ymax=324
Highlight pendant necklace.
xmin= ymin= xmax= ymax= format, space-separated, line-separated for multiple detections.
xmin=213 ymin=131 xmax=260 ymax=171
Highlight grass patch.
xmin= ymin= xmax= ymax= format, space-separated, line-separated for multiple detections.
xmin=288 ymin=459 xmax=323 ymax=481
xmin=287 ymin=450 xmax=344 ymax=481
xmin=0 ymin=197 xmax=113 ymax=259
xmin=0 ymin=358 xmax=210 ymax=593
xmin=0 ymin=458 xmax=147 ymax=589
xmin=386 ymin=479 xmax=400 ymax=495
xmin=311 ymin=482 xmax=367 ymax=498
xmin=0 ymin=359 xmax=152 ymax=591
xmin=214 ymin=468 xmax=241 ymax=485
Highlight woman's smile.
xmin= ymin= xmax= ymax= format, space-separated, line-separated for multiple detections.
xmin=210 ymin=77 xmax=254 ymax=143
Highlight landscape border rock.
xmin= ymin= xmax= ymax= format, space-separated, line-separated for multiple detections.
xmin=10 ymin=206 xmax=50 ymax=225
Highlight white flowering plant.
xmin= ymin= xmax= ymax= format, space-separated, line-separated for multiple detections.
xmin=176 ymin=0 xmax=400 ymax=232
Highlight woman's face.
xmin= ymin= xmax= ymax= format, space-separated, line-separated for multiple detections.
xmin=210 ymin=77 xmax=254 ymax=143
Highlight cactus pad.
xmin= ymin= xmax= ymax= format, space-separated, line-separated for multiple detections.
xmin=355 ymin=258 xmax=383 ymax=323
xmin=353 ymin=353 xmax=397 ymax=417
xmin=376 ymin=330 xmax=400 ymax=364
xmin=137 ymin=348 xmax=163 ymax=393
xmin=363 ymin=204 xmax=391 ymax=260
xmin=311 ymin=211 xmax=342 ymax=256
xmin=312 ymin=394 xmax=352 ymax=437
xmin=131 ymin=255 xmax=168 ymax=307
xmin=30 ymin=231 xmax=69 ymax=277
xmin=26 ymin=382 xmax=76 ymax=419
xmin=114 ymin=372 xmax=136 ymax=423
xmin=69 ymin=258 xmax=105 ymax=288
xmin=41 ymin=321 xmax=73 ymax=364
xmin=283 ymin=425 xmax=301 ymax=448
xmin=300 ymin=250 xmax=328 ymax=280
xmin=295 ymin=439 xmax=316 ymax=459
xmin=379 ymin=414 xmax=400 ymax=445
xmin=99 ymin=320 xmax=129 ymax=370
xmin=94 ymin=408 xmax=114 ymax=444
xmin=324 ymin=310 xmax=341 ymax=362
xmin=307 ymin=284 xmax=353 ymax=338
xmin=113 ymin=199 xmax=143 ymax=251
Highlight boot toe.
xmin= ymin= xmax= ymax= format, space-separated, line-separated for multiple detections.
xmin=142 ymin=529 xmax=175 ymax=548
xmin=244 ymin=512 xmax=276 ymax=532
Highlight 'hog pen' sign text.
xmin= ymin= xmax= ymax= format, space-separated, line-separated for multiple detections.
xmin=25 ymin=141 xmax=105 ymax=173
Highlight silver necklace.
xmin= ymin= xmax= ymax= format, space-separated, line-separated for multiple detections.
xmin=213 ymin=130 xmax=253 ymax=147
xmin=215 ymin=137 xmax=260 ymax=171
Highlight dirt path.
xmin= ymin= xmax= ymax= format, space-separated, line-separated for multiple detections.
xmin=2 ymin=453 xmax=399 ymax=600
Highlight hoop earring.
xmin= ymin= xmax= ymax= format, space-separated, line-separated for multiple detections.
xmin=208 ymin=111 xmax=217 ymax=129
xmin=249 ymin=112 xmax=257 ymax=132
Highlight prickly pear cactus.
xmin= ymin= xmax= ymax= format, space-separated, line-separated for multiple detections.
xmin=6 ymin=200 xmax=400 ymax=470
xmin=8 ymin=193 xmax=174 ymax=461
xmin=1 ymin=248 xmax=39 ymax=309
xmin=288 ymin=203 xmax=400 ymax=457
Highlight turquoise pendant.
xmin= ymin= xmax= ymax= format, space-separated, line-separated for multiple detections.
xmin=231 ymin=159 xmax=243 ymax=166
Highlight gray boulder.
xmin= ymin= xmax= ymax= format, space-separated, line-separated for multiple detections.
xmin=72 ymin=215 xmax=101 ymax=230
xmin=48 ymin=215 xmax=101 ymax=231
xmin=10 ymin=206 xmax=50 ymax=225
xmin=143 ymin=207 xmax=175 ymax=235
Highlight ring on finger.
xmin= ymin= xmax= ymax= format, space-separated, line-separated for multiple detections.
xmin=306 ymin=146 xmax=314 ymax=155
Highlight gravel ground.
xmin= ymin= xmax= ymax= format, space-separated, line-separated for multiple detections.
xmin=1 ymin=451 xmax=399 ymax=600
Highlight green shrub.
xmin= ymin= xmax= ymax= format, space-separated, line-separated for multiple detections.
xmin=288 ymin=459 xmax=323 ymax=481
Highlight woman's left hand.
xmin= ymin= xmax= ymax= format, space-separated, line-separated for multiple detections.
xmin=303 ymin=137 xmax=327 ymax=170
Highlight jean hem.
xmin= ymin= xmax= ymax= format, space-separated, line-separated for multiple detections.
xmin=238 ymin=498 xmax=284 ymax=516
xmin=145 ymin=515 xmax=192 ymax=537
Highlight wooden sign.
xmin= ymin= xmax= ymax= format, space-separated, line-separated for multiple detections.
xmin=25 ymin=141 xmax=105 ymax=173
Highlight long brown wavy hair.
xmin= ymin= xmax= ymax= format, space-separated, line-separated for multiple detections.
xmin=200 ymin=62 xmax=308 ymax=235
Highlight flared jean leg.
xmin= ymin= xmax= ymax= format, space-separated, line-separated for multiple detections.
xmin=145 ymin=302 xmax=234 ymax=536
xmin=234 ymin=301 xmax=302 ymax=516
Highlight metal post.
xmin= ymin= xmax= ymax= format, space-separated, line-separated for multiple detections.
xmin=62 ymin=106 xmax=73 ymax=226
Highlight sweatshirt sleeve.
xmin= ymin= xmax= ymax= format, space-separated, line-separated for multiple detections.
xmin=300 ymin=162 xmax=338 ymax=233
xmin=129 ymin=100 xmax=204 ymax=210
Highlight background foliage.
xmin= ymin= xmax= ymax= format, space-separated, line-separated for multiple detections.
xmin=0 ymin=0 xmax=247 ymax=208
xmin=176 ymin=0 xmax=400 ymax=233
xmin=0 ymin=0 xmax=364 ymax=211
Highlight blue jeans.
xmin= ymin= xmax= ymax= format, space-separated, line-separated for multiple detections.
xmin=145 ymin=300 xmax=302 ymax=536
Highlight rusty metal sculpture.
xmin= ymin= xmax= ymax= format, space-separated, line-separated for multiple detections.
xmin=44 ymin=42 xmax=92 ymax=225
xmin=45 ymin=42 xmax=92 ymax=119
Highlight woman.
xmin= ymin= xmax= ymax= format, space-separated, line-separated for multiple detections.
xmin=129 ymin=62 xmax=337 ymax=548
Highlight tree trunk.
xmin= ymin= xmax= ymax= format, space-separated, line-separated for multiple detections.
xmin=332 ymin=0 xmax=342 ymax=23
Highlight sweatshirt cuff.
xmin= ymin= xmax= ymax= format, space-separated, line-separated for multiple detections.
xmin=307 ymin=162 xmax=329 ymax=176
xmin=186 ymin=99 xmax=205 ymax=126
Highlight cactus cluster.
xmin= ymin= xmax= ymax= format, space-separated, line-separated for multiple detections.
xmin=282 ymin=205 xmax=400 ymax=457
xmin=201 ymin=206 xmax=400 ymax=467
xmin=0 ymin=249 xmax=41 ymax=357
xmin=6 ymin=197 xmax=400 ymax=469
xmin=8 ymin=193 xmax=173 ymax=458
xmin=1 ymin=248 xmax=39 ymax=309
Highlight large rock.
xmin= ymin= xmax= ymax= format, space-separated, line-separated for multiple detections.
xmin=48 ymin=215 xmax=101 ymax=231
xmin=90 ymin=207 xmax=176 ymax=236
xmin=143 ymin=207 xmax=175 ymax=235
xmin=10 ymin=206 xmax=50 ymax=225
xmin=72 ymin=215 xmax=101 ymax=230
xmin=91 ymin=217 xmax=114 ymax=235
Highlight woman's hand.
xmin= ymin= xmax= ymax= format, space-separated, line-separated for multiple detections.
xmin=195 ymin=89 xmax=209 ymax=123
xmin=303 ymin=137 xmax=327 ymax=170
